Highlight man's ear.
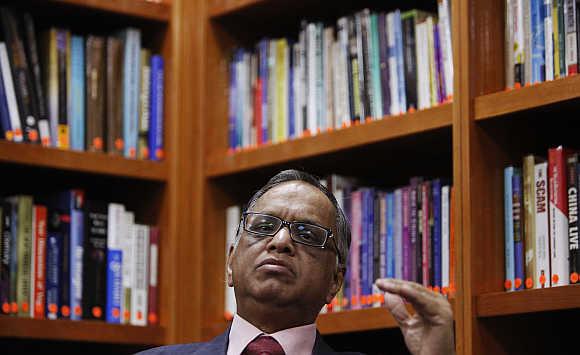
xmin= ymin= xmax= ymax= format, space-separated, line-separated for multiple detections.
xmin=325 ymin=266 xmax=345 ymax=304
xmin=226 ymin=244 xmax=235 ymax=287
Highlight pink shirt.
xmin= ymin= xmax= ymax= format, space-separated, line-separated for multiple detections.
xmin=226 ymin=314 xmax=317 ymax=355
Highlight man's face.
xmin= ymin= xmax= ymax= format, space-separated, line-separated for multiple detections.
xmin=228 ymin=181 xmax=342 ymax=315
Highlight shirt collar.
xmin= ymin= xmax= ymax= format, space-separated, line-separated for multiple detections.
xmin=227 ymin=313 xmax=317 ymax=355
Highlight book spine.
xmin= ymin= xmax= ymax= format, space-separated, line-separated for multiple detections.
xmin=224 ymin=206 xmax=239 ymax=319
xmin=46 ymin=211 xmax=61 ymax=320
xmin=394 ymin=10 xmax=406 ymax=112
xmin=525 ymin=0 xmax=532 ymax=84
xmin=32 ymin=205 xmax=46 ymax=318
xmin=360 ymin=11 xmax=372 ymax=120
xmin=438 ymin=0 xmax=454 ymax=98
xmin=106 ymin=37 xmax=124 ymax=155
xmin=82 ymin=202 xmax=108 ymax=320
xmin=549 ymin=146 xmax=569 ymax=286
xmin=531 ymin=0 xmax=546 ymax=83
xmin=545 ymin=0 xmax=555 ymax=80
xmin=506 ymin=0 xmax=515 ymax=88
xmin=16 ymin=196 xmax=33 ymax=317
xmin=148 ymin=55 xmax=163 ymax=159
xmin=138 ymin=49 xmax=151 ymax=159
xmin=371 ymin=13 xmax=383 ymax=119
xmin=402 ymin=12 xmax=417 ymax=111
xmin=514 ymin=0 xmax=525 ymax=85
xmin=565 ymin=0 xmax=578 ymax=74
xmin=122 ymin=211 xmax=135 ymax=323
xmin=421 ymin=182 xmax=430 ymax=287
xmin=0 ymin=42 xmax=23 ymax=142
xmin=567 ymin=153 xmax=580 ymax=283
xmin=147 ymin=226 xmax=159 ymax=325
xmin=441 ymin=185 xmax=450 ymax=294
xmin=350 ymin=190 xmax=362 ymax=309
xmin=434 ymin=21 xmax=446 ymax=103
xmin=402 ymin=186 xmax=411 ymax=281
xmin=377 ymin=13 xmax=391 ymax=116
xmin=347 ymin=17 xmax=361 ymax=122
xmin=426 ymin=17 xmax=437 ymax=107
xmin=123 ymin=29 xmax=141 ymax=158
xmin=534 ymin=161 xmax=550 ymax=287
xmin=69 ymin=190 xmax=84 ymax=320
xmin=504 ymin=167 xmax=516 ymax=291
xmin=131 ymin=224 xmax=149 ymax=326
xmin=70 ymin=35 xmax=85 ymax=151
xmin=394 ymin=188 xmax=403 ymax=280
xmin=56 ymin=30 xmax=69 ymax=149
xmin=86 ymin=36 xmax=106 ymax=152
xmin=46 ymin=29 xmax=58 ymax=146
xmin=23 ymin=14 xmax=50 ymax=146
xmin=379 ymin=193 xmax=387 ymax=278
xmin=433 ymin=180 xmax=442 ymax=292
xmin=513 ymin=169 xmax=525 ymax=290
xmin=557 ymin=0 xmax=567 ymax=77
xmin=386 ymin=192 xmax=395 ymax=278
xmin=449 ymin=187 xmax=456 ymax=295
xmin=59 ymin=206 xmax=71 ymax=319
xmin=553 ymin=0 xmax=561 ymax=78
xmin=106 ymin=203 xmax=124 ymax=323
xmin=523 ymin=155 xmax=537 ymax=289
xmin=0 ymin=57 xmax=11 ymax=140
xmin=1 ymin=201 xmax=12 ymax=314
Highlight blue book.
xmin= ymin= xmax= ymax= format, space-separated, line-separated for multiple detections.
xmin=0 ymin=64 xmax=11 ymax=139
xmin=504 ymin=167 xmax=515 ymax=291
xmin=379 ymin=192 xmax=387 ymax=279
xmin=512 ymin=169 xmax=525 ymax=290
xmin=123 ymin=29 xmax=141 ymax=158
xmin=531 ymin=0 xmax=546 ymax=83
xmin=46 ymin=211 xmax=62 ymax=320
xmin=228 ymin=55 xmax=237 ymax=150
xmin=386 ymin=192 xmax=395 ymax=278
xmin=432 ymin=179 xmax=442 ymax=290
xmin=70 ymin=35 xmax=85 ymax=151
xmin=259 ymin=40 xmax=269 ymax=143
xmin=106 ymin=204 xmax=124 ymax=323
xmin=69 ymin=191 xmax=84 ymax=320
xmin=367 ymin=189 xmax=374 ymax=297
xmin=394 ymin=10 xmax=407 ymax=113
xmin=149 ymin=55 xmax=164 ymax=161
xmin=360 ymin=189 xmax=368 ymax=304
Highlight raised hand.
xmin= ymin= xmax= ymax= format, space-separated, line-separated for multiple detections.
xmin=375 ymin=278 xmax=455 ymax=355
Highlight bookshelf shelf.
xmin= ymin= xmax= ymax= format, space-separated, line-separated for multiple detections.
xmin=476 ymin=286 xmax=580 ymax=318
xmin=317 ymin=307 xmax=405 ymax=335
xmin=206 ymin=103 xmax=452 ymax=177
xmin=50 ymin=0 xmax=171 ymax=22
xmin=209 ymin=0 xmax=264 ymax=18
xmin=0 ymin=141 xmax=168 ymax=181
xmin=0 ymin=317 xmax=165 ymax=345
xmin=474 ymin=75 xmax=580 ymax=121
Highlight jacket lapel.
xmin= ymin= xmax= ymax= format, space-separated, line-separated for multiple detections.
xmin=194 ymin=326 xmax=230 ymax=355
xmin=312 ymin=331 xmax=337 ymax=355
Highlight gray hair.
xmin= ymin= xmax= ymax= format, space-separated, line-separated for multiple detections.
xmin=236 ymin=169 xmax=351 ymax=270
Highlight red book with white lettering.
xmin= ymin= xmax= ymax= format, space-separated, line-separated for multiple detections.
xmin=32 ymin=205 xmax=47 ymax=318
xmin=549 ymin=146 xmax=570 ymax=287
xmin=147 ymin=226 xmax=159 ymax=325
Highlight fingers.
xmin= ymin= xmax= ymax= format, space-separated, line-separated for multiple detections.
xmin=383 ymin=291 xmax=411 ymax=327
xmin=375 ymin=278 xmax=452 ymax=323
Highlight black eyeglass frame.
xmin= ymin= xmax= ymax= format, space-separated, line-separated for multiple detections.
xmin=240 ymin=211 xmax=341 ymax=263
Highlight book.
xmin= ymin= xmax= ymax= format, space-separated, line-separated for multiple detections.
xmin=138 ymin=49 xmax=151 ymax=159
xmin=69 ymin=35 xmax=85 ymax=151
xmin=106 ymin=203 xmax=124 ymax=323
xmin=523 ymin=155 xmax=537 ymax=289
xmin=31 ymin=205 xmax=46 ymax=318
xmin=15 ymin=196 xmax=33 ymax=317
xmin=131 ymin=224 xmax=149 ymax=326
xmin=567 ymin=153 xmax=579 ymax=283
xmin=122 ymin=210 xmax=135 ymax=324
xmin=106 ymin=36 xmax=124 ymax=155
xmin=147 ymin=226 xmax=159 ymax=325
xmin=0 ymin=202 xmax=8 ymax=315
xmin=0 ymin=42 xmax=23 ymax=142
xmin=86 ymin=36 xmax=106 ymax=152
xmin=564 ymin=0 xmax=578 ymax=74
xmin=549 ymin=146 xmax=569 ymax=286
xmin=512 ymin=169 xmax=525 ymax=290
xmin=504 ymin=166 xmax=515 ymax=291
xmin=69 ymin=190 xmax=84 ymax=320
xmin=149 ymin=55 xmax=165 ymax=161
xmin=82 ymin=201 xmax=108 ymax=320
xmin=534 ymin=161 xmax=550 ymax=287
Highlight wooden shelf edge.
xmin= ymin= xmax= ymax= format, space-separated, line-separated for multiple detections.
xmin=209 ymin=0 xmax=264 ymax=18
xmin=0 ymin=317 xmax=166 ymax=345
xmin=51 ymin=0 xmax=171 ymax=22
xmin=476 ymin=285 xmax=580 ymax=317
xmin=474 ymin=75 xmax=580 ymax=120
xmin=206 ymin=103 xmax=452 ymax=177
xmin=316 ymin=307 xmax=401 ymax=335
xmin=0 ymin=141 xmax=168 ymax=182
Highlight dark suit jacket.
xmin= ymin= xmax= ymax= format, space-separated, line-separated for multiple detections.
xmin=137 ymin=327 xmax=364 ymax=355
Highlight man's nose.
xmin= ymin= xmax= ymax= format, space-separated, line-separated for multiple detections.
xmin=266 ymin=225 xmax=295 ymax=255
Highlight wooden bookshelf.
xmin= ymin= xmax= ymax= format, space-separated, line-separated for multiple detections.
xmin=477 ymin=286 xmax=580 ymax=318
xmin=0 ymin=317 xmax=165 ymax=345
xmin=206 ymin=104 xmax=452 ymax=177
xmin=474 ymin=75 xmax=580 ymax=121
xmin=0 ymin=141 xmax=168 ymax=181
xmin=50 ymin=0 xmax=171 ymax=21
xmin=208 ymin=0 xmax=264 ymax=18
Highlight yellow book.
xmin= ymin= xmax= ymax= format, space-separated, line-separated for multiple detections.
xmin=553 ymin=0 xmax=560 ymax=79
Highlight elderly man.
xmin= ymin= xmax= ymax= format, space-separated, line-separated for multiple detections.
xmin=141 ymin=170 xmax=454 ymax=355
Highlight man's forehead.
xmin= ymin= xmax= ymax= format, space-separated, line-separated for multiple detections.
xmin=252 ymin=181 xmax=334 ymax=222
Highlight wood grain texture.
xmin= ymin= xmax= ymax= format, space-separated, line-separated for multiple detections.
xmin=206 ymin=104 xmax=452 ymax=177
xmin=316 ymin=307 xmax=407 ymax=334
xmin=477 ymin=286 xmax=580 ymax=317
xmin=0 ymin=141 xmax=167 ymax=181
xmin=475 ymin=75 xmax=580 ymax=120
xmin=50 ymin=0 xmax=171 ymax=21
xmin=0 ymin=318 xmax=165 ymax=345
xmin=208 ymin=0 xmax=264 ymax=17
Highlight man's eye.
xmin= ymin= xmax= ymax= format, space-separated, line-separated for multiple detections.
xmin=254 ymin=223 xmax=275 ymax=233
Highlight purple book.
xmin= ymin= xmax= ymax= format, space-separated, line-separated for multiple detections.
xmin=409 ymin=177 xmax=423 ymax=282
xmin=433 ymin=24 xmax=446 ymax=103
xmin=402 ymin=186 xmax=411 ymax=281
xmin=350 ymin=190 xmax=362 ymax=309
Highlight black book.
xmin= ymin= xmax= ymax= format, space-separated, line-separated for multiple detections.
xmin=82 ymin=201 xmax=108 ymax=321
xmin=402 ymin=13 xmax=418 ymax=111
xmin=372 ymin=191 xmax=381 ymax=283
xmin=347 ymin=16 xmax=361 ymax=122
xmin=0 ymin=200 xmax=11 ymax=315
xmin=0 ymin=7 xmax=39 ymax=143
xmin=377 ymin=13 xmax=391 ymax=116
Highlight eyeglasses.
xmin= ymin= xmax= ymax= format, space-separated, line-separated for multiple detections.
xmin=241 ymin=212 xmax=340 ymax=262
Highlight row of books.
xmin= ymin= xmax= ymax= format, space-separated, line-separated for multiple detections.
xmin=224 ymin=175 xmax=455 ymax=317
xmin=506 ymin=0 xmax=580 ymax=88
xmin=0 ymin=193 xmax=160 ymax=326
xmin=228 ymin=1 xmax=453 ymax=150
xmin=0 ymin=7 xmax=165 ymax=160
xmin=504 ymin=146 xmax=580 ymax=291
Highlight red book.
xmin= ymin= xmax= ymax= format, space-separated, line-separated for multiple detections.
xmin=549 ymin=146 xmax=570 ymax=287
xmin=33 ymin=205 xmax=47 ymax=319
xmin=147 ymin=227 xmax=159 ymax=325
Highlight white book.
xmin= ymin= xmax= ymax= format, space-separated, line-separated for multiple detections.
xmin=437 ymin=0 xmax=454 ymax=97
xmin=564 ymin=0 xmax=578 ymax=74
xmin=426 ymin=16 xmax=437 ymax=107
xmin=549 ymin=151 xmax=568 ymax=286
xmin=387 ymin=13 xmax=400 ymax=115
xmin=307 ymin=23 xmax=317 ymax=134
xmin=534 ymin=162 xmax=550 ymax=288
xmin=121 ymin=211 xmax=135 ymax=323
xmin=331 ymin=41 xmax=342 ymax=129
xmin=394 ymin=188 xmax=403 ymax=280
xmin=293 ymin=42 xmax=302 ymax=136
xmin=323 ymin=27 xmax=335 ymax=130
xmin=225 ymin=205 xmax=240 ymax=319
xmin=513 ymin=0 xmax=525 ymax=84
xmin=545 ymin=0 xmax=555 ymax=81
xmin=416 ymin=21 xmax=430 ymax=109
xmin=337 ymin=17 xmax=350 ymax=127
xmin=441 ymin=185 xmax=450 ymax=292
xmin=107 ymin=203 xmax=125 ymax=322
xmin=0 ymin=42 xmax=23 ymax=142
xmin=523 ymin=0 xmax=532 ymax=85
xmin=131 ymin=224 xmax=149 ymax=326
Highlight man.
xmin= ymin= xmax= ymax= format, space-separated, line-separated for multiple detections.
xmin=141 ymin=170 xmax=454 ymax=354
